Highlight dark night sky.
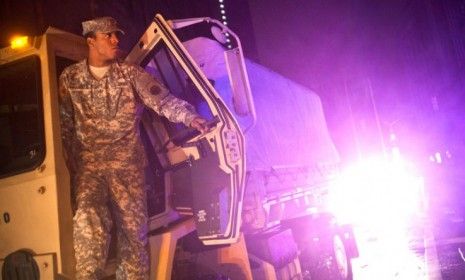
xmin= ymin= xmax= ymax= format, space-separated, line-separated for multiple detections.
xmin=2 ymin=0 xmax=465 ymax=162
xmin=247 ymin=0 xmax=465 ymax=161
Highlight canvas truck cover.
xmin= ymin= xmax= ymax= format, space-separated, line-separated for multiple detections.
xmin=183 ymin=37 xmax=340 ymax=172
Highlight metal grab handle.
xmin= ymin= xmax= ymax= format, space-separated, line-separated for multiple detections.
xmin=171 ymin=117 xmax=219 ymax=146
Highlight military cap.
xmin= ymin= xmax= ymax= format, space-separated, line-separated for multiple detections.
xmin=82 ymin=16 xmax=125 ymax=36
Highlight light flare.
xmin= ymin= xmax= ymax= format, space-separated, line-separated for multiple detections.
xmin=10 ymin=36 xmax=29 ymax=49
xmin=328 ymin=156 xmax=425 ymax=229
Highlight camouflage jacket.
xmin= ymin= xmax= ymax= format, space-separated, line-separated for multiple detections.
xmin=59 ymin=59 xmax=199 ymax=166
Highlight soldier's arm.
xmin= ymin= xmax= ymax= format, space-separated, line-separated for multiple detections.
xmin=132 ymin=66 xmax=199 ymax=126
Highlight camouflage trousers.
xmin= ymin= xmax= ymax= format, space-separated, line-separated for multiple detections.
xmin=73 ymin=162 xmax=149 ymax=280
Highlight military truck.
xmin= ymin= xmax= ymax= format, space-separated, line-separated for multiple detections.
xmin=0 ymin=14 xmax=357 ymax=279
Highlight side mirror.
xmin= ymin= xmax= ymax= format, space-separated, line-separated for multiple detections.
xmin=225 ymin=47 xmax=256 ymax=120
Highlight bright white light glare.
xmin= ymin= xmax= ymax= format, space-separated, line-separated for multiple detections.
xmin=221 ymin=10 xmax=225 ymax=14
xmin=390 ymin=132 xmax=396 ymax=141
xmin=220 ymin=4 xmax=225 ymax=8
xmin=223 ymin=21 xmax=228 ymax=25
xmin=435 ymin=152 xmax=442 ymax=164
xmin=392 ymin=147 xmax=400 ymax=161
xmin=328 ymin=156 xmax=424 ymax=231
xmin=355 ymin=226 xmax=427 ymax=279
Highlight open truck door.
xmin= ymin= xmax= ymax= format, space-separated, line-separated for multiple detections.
xmin=126 ymin=14 xmax=246 ymax=246
xmin=0 ymin=14 xmax=249 ymax=279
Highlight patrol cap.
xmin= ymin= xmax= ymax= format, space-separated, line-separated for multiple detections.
xmin=82 ymin=16 xmax=125 ymax=36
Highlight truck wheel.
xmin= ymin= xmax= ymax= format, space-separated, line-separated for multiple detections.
xmin=301 ymin=233 xmax=353 ymax=280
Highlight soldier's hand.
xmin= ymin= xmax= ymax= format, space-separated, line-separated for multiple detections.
xmin=190 ymin=117 xmax=209 ymax=134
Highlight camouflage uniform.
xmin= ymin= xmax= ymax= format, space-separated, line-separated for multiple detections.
xmin=59 ymin=59 xmax=198 ymax=279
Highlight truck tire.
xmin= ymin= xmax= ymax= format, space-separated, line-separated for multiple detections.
xmin=2 ymin=250 xmax=40 ymax=280
xmin=301 ymin=233 xmax=352 ymax=280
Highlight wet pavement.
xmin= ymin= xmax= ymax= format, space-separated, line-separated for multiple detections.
xmin=432 ymin=207 xmax=465 ymax=280
xmin=351 ymin=204 xmax=465 ymax=279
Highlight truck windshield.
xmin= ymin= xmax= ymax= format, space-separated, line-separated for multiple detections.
xmin=0 ymin=55 xmax=45 ymax=178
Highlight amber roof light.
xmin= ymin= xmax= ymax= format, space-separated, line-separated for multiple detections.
xmin=10 ymin=36 xmax=29 ymax=49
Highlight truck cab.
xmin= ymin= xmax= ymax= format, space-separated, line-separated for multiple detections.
xmin=0 ymin=14 xmax=357 ymax=280
xmin=0 ymin=14 xmax=249 ymax=279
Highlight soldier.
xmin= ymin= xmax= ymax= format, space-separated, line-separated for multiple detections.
xmin=58 ymin=16 xmax=208 ymax=280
